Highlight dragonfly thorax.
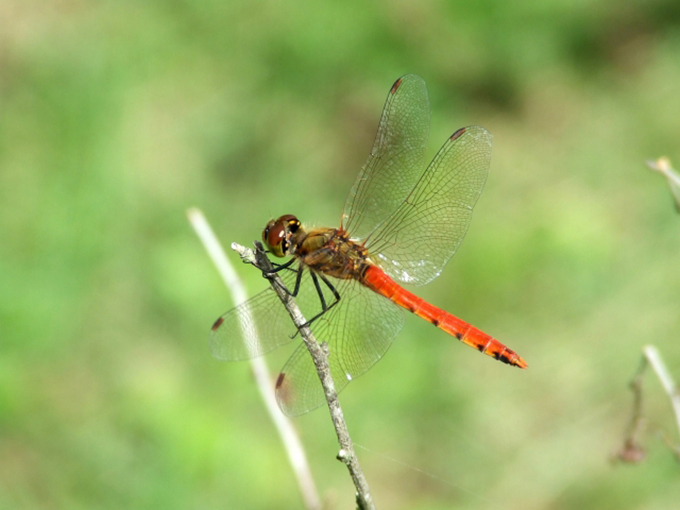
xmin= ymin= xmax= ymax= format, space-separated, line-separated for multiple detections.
xmin=297 ymin=228 xmax=372 ymax=281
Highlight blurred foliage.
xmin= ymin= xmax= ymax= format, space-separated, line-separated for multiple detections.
xmin=2 ymin=0 xmax=680 ymax=509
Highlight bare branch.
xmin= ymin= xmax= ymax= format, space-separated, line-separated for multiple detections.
xmin=647 ymin=157 xmax=680 ymax=212
xmin=233 ymin=241 xmax=376 ymax=510
xmin=187 ymin=208 xmax=321 ymax=510
xmin=642 ymin=345 xmax=680 ymax=441
xmin=616 ymin=345 xmax=680 ymax=463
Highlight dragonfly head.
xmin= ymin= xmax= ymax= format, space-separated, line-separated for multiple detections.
xmin=262 ymin=214 xmax=302 ymax=257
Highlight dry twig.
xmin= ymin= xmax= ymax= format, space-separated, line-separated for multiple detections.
xmin=187 ymin=208 xmax=321 ymax=510
xmin=232 ymin=241 xmax=376 ymax=510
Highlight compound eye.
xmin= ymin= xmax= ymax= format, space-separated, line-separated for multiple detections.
xmin=276 ymin=214 xmax=300 ymax=233
xmin=262 ymin=221 xmax=288 ymax=257
xmin=262 ymin=220 xmax=274 ymax=244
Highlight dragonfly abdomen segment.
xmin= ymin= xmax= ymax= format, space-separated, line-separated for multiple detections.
xmin=362 ymin=265 xmax=527 ymax=369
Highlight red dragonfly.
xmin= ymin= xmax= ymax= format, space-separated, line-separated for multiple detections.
xmin=211 ymin=75 xmax=527 ymax=416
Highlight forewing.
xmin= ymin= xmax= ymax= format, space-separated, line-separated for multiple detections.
xmin=276 ymin=280 xmax=405 ymax=416
xmin=210 ymin=264 xmax=330 ymax=360
xmin=366 ymin=126 xmax=492 ymax=286
xmin=342 ymin=75 xmax=430 ymax=240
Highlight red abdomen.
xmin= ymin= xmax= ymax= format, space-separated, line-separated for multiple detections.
xmin=361 ymin=265 xmax=527 ymax=368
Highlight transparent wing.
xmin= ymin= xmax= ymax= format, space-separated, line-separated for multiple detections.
xmin=210 ymin=264 xmax=330 ymax=360
xmin=275 ymin=279 xmax=405 ymax=416
xmin=365 ymin=126 xmax=492 ymax=286
xmin=342 ymin=74 xmax=430 ymax=240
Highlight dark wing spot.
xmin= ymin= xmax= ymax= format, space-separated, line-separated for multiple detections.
xmin=450 ymin=127 xmax=467 ymax=141
xmin=211 ymin=317 xmax=224 ymax=331
xmin=390 ymin=77 xmax=403 ymax=94
xmin=275 ymin=372 xmax=286 ymax=390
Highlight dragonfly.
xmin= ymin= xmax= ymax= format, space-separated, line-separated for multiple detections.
xmin=211 ymin=74 xmax=527 ymax=416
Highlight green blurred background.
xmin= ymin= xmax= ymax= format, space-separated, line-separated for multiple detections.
xmin=2 ymin=0 xmax=680 ymax=508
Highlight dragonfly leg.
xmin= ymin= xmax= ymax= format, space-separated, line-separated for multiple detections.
xmin=266 ymin=262 xmax=306 ymax=300
xmin=311 ymin=270 xmax=328 ymax=311
xmin=290 ymin=272 xmax=341 ymax=337
xmin=264 ymin=257 xmax=297 ymax=274
xmin=317 ymin=272 xmax=341 ymax=305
